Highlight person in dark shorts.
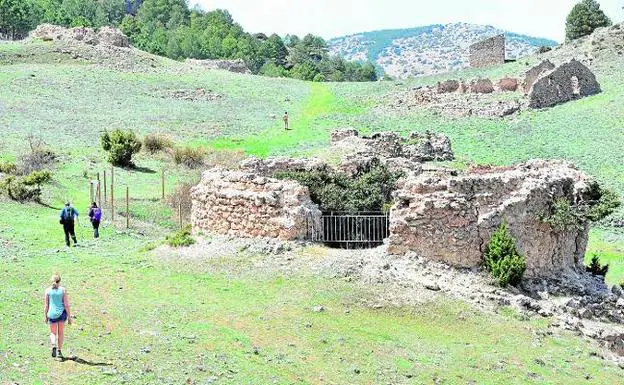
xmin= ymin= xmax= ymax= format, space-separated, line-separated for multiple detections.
xmin=44 ymin=273 xmax=72 ymax=359
xmin=88 ymin=202 xmax=102 ymax=239
xmin=59 ymin=202 xmax=78 ymax=247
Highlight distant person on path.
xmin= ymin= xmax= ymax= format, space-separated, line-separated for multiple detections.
xmin=44 ymin=273 xmax=72 ymax=359
xmin=283 ymin=111 xmax=289 ymax=130
xmin=88 ymin=202 xmax=102 ymax=239
xmin=59 ymin=202 xmax=78 ymax=247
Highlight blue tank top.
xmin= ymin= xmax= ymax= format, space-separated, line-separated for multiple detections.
xmin=46 ymin=287 xmax=65 ymax=319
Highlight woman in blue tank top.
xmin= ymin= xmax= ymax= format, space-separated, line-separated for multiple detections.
xmin=44 ymin=273 xmax=72 ymax=359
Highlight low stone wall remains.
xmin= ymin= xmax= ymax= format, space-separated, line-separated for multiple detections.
xmin=388 ymin=160 xmax=593 ymax=277
xmin=30 ymin=24 xmax=129 ymax=47
xmin=528 ymin=60 xmax=601 ymax=108
xmin=185 ymin=58 xmax=251 ymax=74
xmin=191 ymin=170 xmax=321 ymax=240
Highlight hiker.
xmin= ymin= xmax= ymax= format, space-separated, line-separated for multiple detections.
xmin=88 ymin=202 xmax=102 ymax=239
xmin=59 ymin=202 xmax=78 ymax=247
xmin=283 ymin=111 xmax=289 ymax=130
xmin=44 ymin=273 xmax=72 ymax=359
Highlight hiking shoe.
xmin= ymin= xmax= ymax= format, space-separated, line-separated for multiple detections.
xmin=51 ymin=347 xmax=57 ymax=358
xmin=57 ymin=350 xmax=63 ymax=359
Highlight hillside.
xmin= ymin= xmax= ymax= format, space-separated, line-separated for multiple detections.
xmin=1 ymin=25 xmax=624 ymax=384
xmin=329 ymin=22 xmax=558 ymax=78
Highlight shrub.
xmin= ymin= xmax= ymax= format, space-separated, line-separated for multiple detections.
xmin=18 ymin=135 xmax=57 ymax=175
xmin=274 ymin=164 xmax=402 ymax=212
xmin=173 ymin=146 xmax=206 ymax=168
xmin=483 ymin=223 xmax=527 ymax=287
xmin=566 ymin=0 xmax=612 ymax=41
xmin=166 ymin=225 xmax=195 ymax=247
xmin=101 ymin=129 xmax=142 ymax=167
xmin=586 ymin=254 xmax=609 ymax=276
xmin=144 ymin=134 xmax=173 ymax=154
xmin=167 ymin=182 xmax=195 ymax=224
xmin=585 ymin=183 xmax=621 ymax=222
xmin=0 ymin=170 xmax=53 ymax=202
xmin=537 ymin=46 xmax=553 ymax=54
xmin=542 ymin=198 xmax=585 ymax=232
xmin=0 ymin=161 xmax=17 ymax=174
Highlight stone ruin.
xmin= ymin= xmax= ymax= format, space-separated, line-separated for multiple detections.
xmin=523 ymin=60 xmax=556 ymax=94
xmin=185 ymin=58 xmax=251 ymax=74
xmin=191 ymin=170 xmax=320 ymax=240
xmin=469 ymin=34 xmax=506 ymax=68
xmin=30 ymin=24 xmax=130 ymax=47
xmin=190 ymin=130 xmax=601 ymax=279
xmin=527 ymin=59 xmax=601 ymax=109
xmin=388 ymin=160 xmax=593 ymax=277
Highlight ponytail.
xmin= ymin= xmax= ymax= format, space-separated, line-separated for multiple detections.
xmin=50 ymin=273 xmax=61 ymax=289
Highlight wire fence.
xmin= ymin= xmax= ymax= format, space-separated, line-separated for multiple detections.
xmin=87 ymin=168 xmax=194 ymax=231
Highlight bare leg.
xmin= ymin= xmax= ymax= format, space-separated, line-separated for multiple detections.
xmin=57 ymin=322 xmax=65 ymax=350
xmin=49 ymin=323 xmax=58 ymax=345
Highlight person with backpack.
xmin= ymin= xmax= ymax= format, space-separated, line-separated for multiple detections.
xmin=88 ymin=202 xmax=102 ymax=239
xmin=44 ymin=273 xmax=72 ymax=359
xmin=59 ymin=202 xmax=78 ymax=247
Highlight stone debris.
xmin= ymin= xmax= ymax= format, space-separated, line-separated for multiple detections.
xmin=469 ymin=78 xmax=495 ymax=94
xmin=30 ymin=24 xmax=129 ymax=47
xmin=191 ymin=170 xmax=321 ymax=240
xmin=528 ymin=59 xmax=601 ymax=109
xmin=389 ymin=159 xmax=594 ymax=278
xmin=150 ymin=88 xmax=223 ymax=102
xmin=185 ymin=58 xmax=251 ymax=74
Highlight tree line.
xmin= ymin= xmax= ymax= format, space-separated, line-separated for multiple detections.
xmin=0 ymin=0 xmax=377 ymax=82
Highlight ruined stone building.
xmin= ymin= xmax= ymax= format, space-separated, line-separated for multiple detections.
xmin=469 ymin=34 xmax=505 ymax=68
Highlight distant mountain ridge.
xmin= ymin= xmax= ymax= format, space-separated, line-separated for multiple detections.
xmin=328 ymin=23 xmax=558 ymax=79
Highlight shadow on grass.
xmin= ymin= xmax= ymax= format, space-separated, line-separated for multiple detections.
xmin=61 ymin=355 xmax=112 ymax=367
xmin=129 ymin=165 xmax=156 ymax=174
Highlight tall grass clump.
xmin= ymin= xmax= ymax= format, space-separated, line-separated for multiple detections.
xmin=144 ymin=133 xmax=174 ymax=154
xmin=173 ymin=146 xmax=206 ymax=169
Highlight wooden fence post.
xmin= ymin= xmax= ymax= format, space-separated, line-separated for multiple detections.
xmin=126 ymin=186 xmax=129 ymax=229
xmin=178 ymin=198 xmax=182 ymax=229
xmin=103 ymin=170 xmax=107 ymax=201
xmin=111 ymin=167 xmax=115 ymax=222
xmin=89 ymin=181 xmax=94 ymax=204
xmin=161 ymin=169 xmax=165 ymax=201
xmin=97 ymin=172 xmax=101 ymax=206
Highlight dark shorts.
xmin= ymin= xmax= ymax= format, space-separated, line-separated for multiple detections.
xmin=49 ymin=310 xmax=67 ymax=324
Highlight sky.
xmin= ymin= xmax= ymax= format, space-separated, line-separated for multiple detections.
xmin=190 ymin=0 xmax=624 ymax=42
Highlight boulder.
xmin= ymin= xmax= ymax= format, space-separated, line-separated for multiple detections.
xmin=469 ymin=78 xmax=494 ymax=94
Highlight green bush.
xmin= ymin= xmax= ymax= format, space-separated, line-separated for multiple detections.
xmin=0 ymin=170 xmax=53 ymax=202
xmin=586 ymin=254 xmax=609 ymax=276
xmin=585 ymin=183 xmax=621 ymax=222
xmin=542 ymin=198 xmax=585 ymax=232
xmin=166 ymin=225 xmax=196 ymax=247
xmin=144 ymin=134 xmax=174 ymax=154
xmin=274 ymin=164 xmax=402 ymax=213
xmin=0 ymin=161 xmax=17 ymax=174
xmin=483 ymin=223 xmax=527 ymax=287
xmin=173 ymin=146 xmax=206 ymax=169
xmin=565 ymin=0 xmax=612 ymax=41
xmin=101 ymin=129 xmax=142 ymax=167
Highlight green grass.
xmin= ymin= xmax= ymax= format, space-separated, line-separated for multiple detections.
xmin=2 ymin=40 xmax=624 ymax=383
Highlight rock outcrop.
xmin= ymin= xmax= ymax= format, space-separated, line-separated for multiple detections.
xmin=528 ymin=60 xmax=601 ymax=108
xmin=30 ymin=24 xmax=130 ymax=47
xmin=185 ymin=58 xmax=251 ymax=74
xmin=523 ymin=60 xmax=556 ymax=94
xmin=388 ymin=160 xmax=594 ymax=277
xmin=191 ymin=170 xmax=321 ymax=240
xmin=239 ymin=156 xmax=329 ymax=175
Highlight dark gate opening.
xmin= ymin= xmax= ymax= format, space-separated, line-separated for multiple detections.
xmin=307 ymin=211 xmax=389 ymax=249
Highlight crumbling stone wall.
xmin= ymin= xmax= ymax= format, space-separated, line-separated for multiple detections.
xmin=529 ymin=60 xmax=601 ymax=109
xmin=523 ymin=60 xmax=556 ymax=94
xmin=191 ymin=170 xmax=321 ymax=240
xmin=388 ymin=160 xmax=593 ymax=277
xmin=469 ymin=34 xmax=505 ymax=68
xmin=185 ymin=58 xmax=251 ymax=74
xmin=470 ymin=78 xmax=495 ymax=94
xmin=30 ymin=24 xmax=129 ymax=47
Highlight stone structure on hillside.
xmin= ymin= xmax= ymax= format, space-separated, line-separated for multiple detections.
xmin=469 ymin=34 xmax=505 ymax=68
xmin=528 ymin=59 xmax=601 ymax=109
xmin=523 ymin=60 xmax=556 ymax=94
xmin=185 ymin=58 xmax=251 ymax=74
xmin=388 ymin=160 xmax=594 ymax=277
xmin=30 ymin=24 xmax=129 ymax=47
xmin=191 ymin=170 xmax=320 ymax=240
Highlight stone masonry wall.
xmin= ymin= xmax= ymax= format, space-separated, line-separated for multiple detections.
xmin=191 ymin=170 xmax=321 ymax=240
xmin=469 ymin=34 xmax=505 ymax=68
xmin=388 ymin=160 xmax=593 ymax=277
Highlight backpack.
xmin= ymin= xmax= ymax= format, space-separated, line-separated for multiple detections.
xmin=93 ymin=207 xmax=102 ymax=221
xmin=62 ymin=207 xmax=74 ymax=222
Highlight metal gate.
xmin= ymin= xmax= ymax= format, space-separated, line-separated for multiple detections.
xmin=306 ymin=212 xmax=390 ymax=248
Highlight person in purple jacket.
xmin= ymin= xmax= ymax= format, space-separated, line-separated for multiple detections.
xmin=88 ymin=202 xmax=102 ymax=239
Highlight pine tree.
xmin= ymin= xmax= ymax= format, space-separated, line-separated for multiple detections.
xmin=483 ymin=223 xmax=526 ymax=287
xmin=565 ymin=0 xmax=612 ymax=41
